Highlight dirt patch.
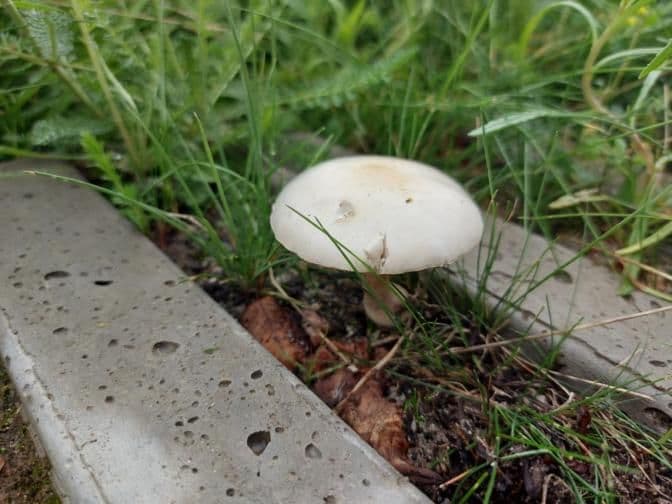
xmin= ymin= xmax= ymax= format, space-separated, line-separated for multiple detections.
xmin=0 ymin=363 xmax=60 ymax=504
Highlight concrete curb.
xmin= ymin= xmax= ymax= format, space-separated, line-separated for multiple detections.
xmin=0 ymin=159 xmax=430 ymax=503
xmin=455 ymin=219 xmax=671 ymax=431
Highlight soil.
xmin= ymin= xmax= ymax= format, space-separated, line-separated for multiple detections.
xmin=157 ymin=228 xmax=672 ymax=503
xmin=0 ymin=364 xmax=60 ymax=504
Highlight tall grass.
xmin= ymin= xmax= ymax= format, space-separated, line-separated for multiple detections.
xmin=2 ymin=1 xmax=670 ymax=292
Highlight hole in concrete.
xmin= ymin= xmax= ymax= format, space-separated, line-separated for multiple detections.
xmin=94 ymin=280 xmax=113 ymax=286
xmin=191 ymin=467 xmax=198 ymax=473
xmin=311 ymin=431 xmax=319 ymax=441
xmin=184 ymin=431 xmax=194 ymax=439
xmin=247 ymin=431 xmax=271 ymax=456
xmin=651 ymin=300 xmax=661 ymax=308
xmin=12 ymin=282 xmax=22 ymax=288
xmin=226 ymin=488 xmax=235 ymax=497
xmin=266 ymin=384 xmax=275 ymax=396
xmin=552 ymin=270 xmax=573 ymax=283
xmin=104 ymin=396 xmax=114 ymax=403
xmin=219 ymin=379 xmax=232 ymax=388
xmin=108 ymin=339 xmax=118 ymax=347
xmin=44 ymin=271 xmax=70 ymax=280
xmin=251 ymin=369 xmax=263 ymax=380
xmin=152 ymin=341 xmax=180 ymax=355
xmin=362 ymin=478 xmax=370 ymax=487
xmin=175 ymin=421 xmax=184 ymax=427
xmin=324 ymin=496 xmax=336 ymax=504
xmin=275 ymin=427 xmax=284 ymax=433
xmin=649 ymin=360 xmax=667 ymax=368
xmin=201 ymin=434 xmax=209 ymax=440
xmin=305 ymin=443 xmax=322 ymax=459
xmin=52 ymin=327 xmax=68 ymax=335
xmin=643 ymin=407 xmax=672 ymax=432
xmin=23 ymin=193 xmax=33 ymax=199
xmin=187 ymin=416 xmax=199 ymax=424
xmin=164 ymin=280 xmax=176 ymax=286
xmin=98 ymin=385 xmax=107 ymax=390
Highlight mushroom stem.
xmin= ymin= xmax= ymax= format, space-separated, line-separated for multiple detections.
xmin=361 ymin=273 xmax=407 ymax=328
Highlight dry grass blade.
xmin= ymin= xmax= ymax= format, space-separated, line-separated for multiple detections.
xmin=503 ymin=343 xmax=653 ymax=401
xmin=165 ymin=212 xmax=207 ymax=232
xmin=547 ymin=370 xmax=653 ymax=400
xmin=438 ymin=469 xmax=471 ymax=490
xmin=610 ymin=251 xmax=672 ymax=283
xmin=450 ymin=304 xmax=672 ymax=355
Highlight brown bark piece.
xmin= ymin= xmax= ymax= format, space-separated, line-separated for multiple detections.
xmin=241 ymin=296 xmax=311 ymax=370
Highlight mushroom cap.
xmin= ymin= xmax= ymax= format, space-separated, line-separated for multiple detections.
xmin=270 ymin=156 xmax=484 ymax=274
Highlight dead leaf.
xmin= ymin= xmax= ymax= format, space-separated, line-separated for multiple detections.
xmin=338 ymin=375 xmax=440 ymax=483
xmin=241 ymin=296 xmax=311 ymax=370
xmin=313 ymin=368 xmax=359 ymax=407
xmin=300 ymin=309 xmax=330 ymax=347
xmin=575 ymin=405 xmax=592 ymax=434
xmin=332 ymin=339 xmax=368 ymax=363
xmin=307 ymin=339 xmax=369 ymax=373
xmin=309 ymin=345 xmax=343 ymax=374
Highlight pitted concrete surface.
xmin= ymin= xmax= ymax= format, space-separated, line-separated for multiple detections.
xmin=0 ymin=159 xmax=430 ymax=504
xmin=455 ymin=219 xmax=672 ymax=432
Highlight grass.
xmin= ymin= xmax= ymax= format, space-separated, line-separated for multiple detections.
xmin=1 ymin=0 xmax=671 ymax=501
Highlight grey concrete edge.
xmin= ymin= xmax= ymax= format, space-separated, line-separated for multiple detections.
xmin=0 ymin=159 xmax=431 ymax=504
xmin=0 ymin=309 xmax=103 ymax=503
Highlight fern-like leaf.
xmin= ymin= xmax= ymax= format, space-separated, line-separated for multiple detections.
xmin=278 ymin=47 xmax=417 ymax=109
xmin=22 ymin=8 xmax=74 ymax=60
xmin=30 ymin=116 xmax=113 ymax=146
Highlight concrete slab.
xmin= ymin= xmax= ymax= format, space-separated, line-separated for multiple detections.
xmin=454 ymin=219 xmax=672 ymax=431
xmin=0 ymin=159 xmax=430 ymax=504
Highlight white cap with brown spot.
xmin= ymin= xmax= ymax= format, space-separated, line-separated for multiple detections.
xmin=270 ymin=156 xmax=484 ymax=274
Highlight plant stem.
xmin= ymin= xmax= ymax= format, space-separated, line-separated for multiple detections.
xmin=69 ymin=0 xmax=142 ymax=170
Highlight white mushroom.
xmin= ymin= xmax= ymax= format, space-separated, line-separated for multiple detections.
xmin=270 ymin=155 xmax=484 ymax=326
